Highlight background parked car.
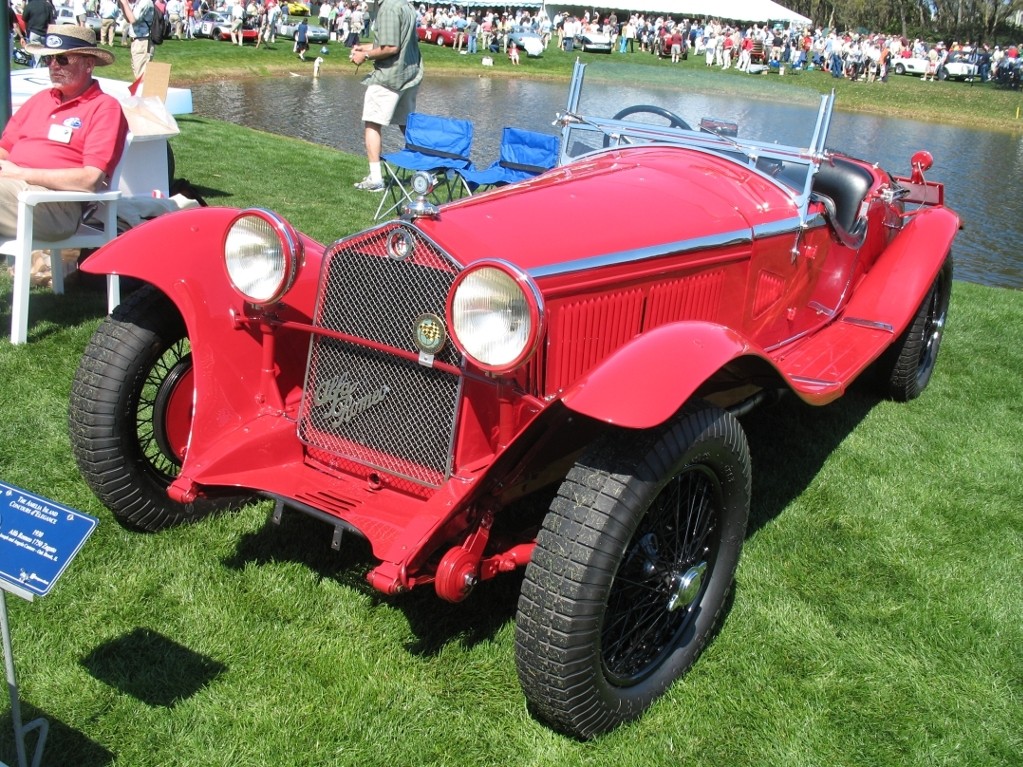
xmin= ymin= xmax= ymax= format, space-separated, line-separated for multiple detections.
xmin=277 ymin=18 xmax=330 ymax=44
xmin=940 ymin=51 xmax=979 ymax=80
xmin=196 ymin=11 xmax=258 ymax=42
xmin=416 ymin=26 xmax=458 ymax=46
xmin=55 ymin=6 xmax=103 ymax=34
xmin=507 ymin=25 xmax=544 ymax=57
xmin=891 ymin=56 xmax=928 ymax=76
xmin=575 ymin=29 xmax=614 ymax=53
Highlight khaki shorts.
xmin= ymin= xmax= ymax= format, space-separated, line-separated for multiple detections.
xmin=361 ymin=83 xmax=418 ymax=126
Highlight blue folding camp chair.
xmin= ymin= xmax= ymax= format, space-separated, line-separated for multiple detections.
xmin=457 ymin=127 xmax=560 ymax=193
xmin=375 ymin=113 xmax=474 ymax=220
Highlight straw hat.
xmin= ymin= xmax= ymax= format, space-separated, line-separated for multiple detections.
xmin=25 ymin=25 xmax=115 ymax=66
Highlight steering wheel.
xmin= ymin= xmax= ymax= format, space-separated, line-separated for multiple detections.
xmin=604 ymin=104 xmax=693 ymax=147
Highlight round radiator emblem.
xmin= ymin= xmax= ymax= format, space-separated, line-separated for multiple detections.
xmin=414 ymin=313 xmax=447 ymax=355
xmin=386 ymin=228 xmax=413 ymax=260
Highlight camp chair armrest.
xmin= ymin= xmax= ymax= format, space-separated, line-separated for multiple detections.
xmin=18 ymin=189 xmax=123 ymax=207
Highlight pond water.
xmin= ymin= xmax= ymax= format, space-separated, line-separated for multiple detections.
xmin=192 ymin=73 xmax=1023 ymax=290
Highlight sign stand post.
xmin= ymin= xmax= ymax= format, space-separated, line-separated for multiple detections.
xmin=0 ymin=587 xmax=48 ymax=767
xmin=0 ymin=481 xmax=98 ymax=767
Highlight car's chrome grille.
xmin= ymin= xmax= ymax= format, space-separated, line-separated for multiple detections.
xmin=298 ymin=223 xmax=462 ymax=487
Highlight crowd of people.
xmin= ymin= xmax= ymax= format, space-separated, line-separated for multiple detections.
xmin=410 ymin=5 xmax=1022 ymax=84
xmin=12 ymin=0 xmax=1023 ymax=85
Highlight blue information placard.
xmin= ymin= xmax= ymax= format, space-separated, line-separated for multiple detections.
xmin=0 ymin=481 xmax=98 ymax=598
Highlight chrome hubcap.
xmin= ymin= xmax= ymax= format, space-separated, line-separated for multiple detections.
xmin=667 ymin=561 xmax=707 ymax=612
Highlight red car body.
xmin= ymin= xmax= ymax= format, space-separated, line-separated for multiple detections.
xmin=71 ymin=62 xmax=959 ymax=738
xmin=416 ymin=25 xmax=458 ymax=46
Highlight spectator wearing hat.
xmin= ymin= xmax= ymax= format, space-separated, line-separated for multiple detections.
xmin=0 ymin=25 xmax=129 ymax=241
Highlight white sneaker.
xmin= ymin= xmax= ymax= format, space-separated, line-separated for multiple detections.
xmin=354 ymin=176 xmax=385 ymax=192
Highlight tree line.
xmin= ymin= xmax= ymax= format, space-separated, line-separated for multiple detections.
xmin=786 ymin=0 xmax=1022 ymax=44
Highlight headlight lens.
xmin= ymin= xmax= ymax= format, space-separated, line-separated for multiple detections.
xmin=449 ymin=262 xmax=542 ymax=372
xmin=224 ymin=210 xmax=301 ymax=305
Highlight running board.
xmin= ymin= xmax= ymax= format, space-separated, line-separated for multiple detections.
xmin=769 ymin=316 xmax=895 ymax=402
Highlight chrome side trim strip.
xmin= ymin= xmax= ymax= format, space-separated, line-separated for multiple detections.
xmin=843 ymin=316 xmax=895 ymax=333
xmin=752 ymin=215 xmax=806 ymax=239
xmin=528 ymin=228 xmax=752 ymax=279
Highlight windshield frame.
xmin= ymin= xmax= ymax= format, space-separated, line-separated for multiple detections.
xmin=557 ymin=59 xmax=837 ymax=219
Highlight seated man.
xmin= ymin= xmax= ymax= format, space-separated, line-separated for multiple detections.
xmin=0 ymin=25 xmax=129 ymax=242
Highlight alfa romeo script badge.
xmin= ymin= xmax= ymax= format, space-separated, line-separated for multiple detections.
xmin=414 ymin=313 xmax=447 ymax=355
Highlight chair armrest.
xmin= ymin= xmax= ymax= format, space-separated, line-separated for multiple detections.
xmin=18 ymin=189 xmax=122 ymax=206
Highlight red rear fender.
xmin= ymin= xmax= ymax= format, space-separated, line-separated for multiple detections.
xmin=842 ymin=206 xmax=960 ymax=333
xmin=559 ymin=322 xmax=753 ymax=429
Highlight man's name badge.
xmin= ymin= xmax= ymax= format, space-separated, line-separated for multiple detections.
xmin=48 ymin=124 xmax=74 ymax=144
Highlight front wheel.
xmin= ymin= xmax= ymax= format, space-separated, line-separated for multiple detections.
xmin=515 ymin=402 xmax=751 ymax=738
xmin=69 ymin=286 xmax=250 ymax=531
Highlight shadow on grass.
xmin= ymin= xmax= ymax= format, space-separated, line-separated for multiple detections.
xmin=741 ymin=388 xmax=880 ymax=536
xmin=394 ymin=569 xmax=525 ymax=658
xmin=223 ymin=507 xmax=376 ymax=593
xmin=224 ymin=501 xmax=532 ymax=656
xmin=0 ymin=273 xmax=110 ymax=344
xmin=80 ymin=627 xmax=227 ymax=708
xmin=0 ymin=701 xmax=114 ymax=767
xmin=218 ymin=391 xmax=881 ymax=660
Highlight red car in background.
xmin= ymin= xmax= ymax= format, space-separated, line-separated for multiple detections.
xmin=416 ymin=25 xmax=458 ymax=46
xmin=70 ymin=61 xmax=959 ymax=739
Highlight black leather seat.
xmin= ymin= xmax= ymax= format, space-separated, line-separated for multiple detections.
xmin=812 ymin=157 xmax=873 ymax=233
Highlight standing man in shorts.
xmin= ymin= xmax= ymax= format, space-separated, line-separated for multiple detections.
xmin=118 ymin=0 xmax=154 ymax=80
xmin=348 ymin=0 xmax=423 ymax=192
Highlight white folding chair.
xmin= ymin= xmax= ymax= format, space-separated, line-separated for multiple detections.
xmin=0 ymin=134 xmax=131 ymax=344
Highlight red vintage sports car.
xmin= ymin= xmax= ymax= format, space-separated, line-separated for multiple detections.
xmin=70 ymin=61 xmax=959 ymax=738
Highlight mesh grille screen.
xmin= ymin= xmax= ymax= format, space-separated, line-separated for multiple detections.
xmin=298 ymin=224 xmax=462 ymax=486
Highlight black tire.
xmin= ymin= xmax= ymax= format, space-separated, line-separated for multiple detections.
xmin=878 ymin=254 xmax=952 ymax=401
xmin=515 ymin=402 xmax=751 ymax=738
xmin=894 ymin=62 xmax=906 ymax=75
xmin=69 ymin=285 xmax=250 ymax=531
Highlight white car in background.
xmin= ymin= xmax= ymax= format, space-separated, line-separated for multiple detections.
xmin=940 ymin=51 xmax=979 ymax=80
xmin=891 ymin=56 xmax=929 ymax=76
xmin=575 ymin=29 xmax=614 ymax=53
xmin=55 ymin=6 xmax=103 ymax=34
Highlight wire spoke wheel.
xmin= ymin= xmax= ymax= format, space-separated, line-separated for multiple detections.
xmin=603 ymin=467 xmax=720 ymax=684
xmin=515 ymin=402 xmax=750 ymax=738
xmin=881 ymin=253 xmax=953 ymax=401
xmin=137 ymin=339 xmax=193 ymax=482
xmin=69 ymin=286 xmax=249 ymax=531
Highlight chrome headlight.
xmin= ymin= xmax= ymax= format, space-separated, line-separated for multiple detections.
xmin=448 ymin=261 xmax=543 ymax=372
xmin=224 ymin=210 xmax=302 ymax=305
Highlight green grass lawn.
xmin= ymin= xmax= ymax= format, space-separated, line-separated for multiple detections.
xmin=0 ymin=112 xmax=1021 ymax=765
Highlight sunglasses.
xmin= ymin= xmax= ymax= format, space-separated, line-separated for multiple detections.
xmin=41 ymin=54 xmax=77 ymax=66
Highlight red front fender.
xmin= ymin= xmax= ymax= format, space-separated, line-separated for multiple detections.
xmin=559 ymin=321 xmax=753 ymax=429
xmin=82 ymin=207 xmax=325 ymax=316
xmin=81 ymin=207 xmax=327 ymax=491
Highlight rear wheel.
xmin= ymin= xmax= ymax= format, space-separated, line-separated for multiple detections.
xmin=69 ymin=286 xmax=249 ymax=531
xmin=880 ymin=254 xmax=952 ymax=401
xmin=515 ymin=402 xmax=750 ymax=738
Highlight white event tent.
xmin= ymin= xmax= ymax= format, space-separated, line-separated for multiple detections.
xmin=538 ymin=0 xmax=812 ymax=26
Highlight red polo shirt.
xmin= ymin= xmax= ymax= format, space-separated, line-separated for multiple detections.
xmin=0 ymin=80 xmax=128 ymax=179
